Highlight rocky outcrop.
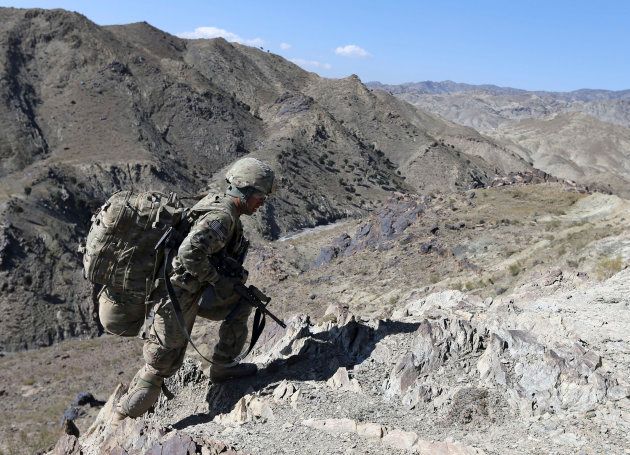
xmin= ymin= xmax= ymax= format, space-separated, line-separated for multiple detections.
xmin=489 ymin=170 xmax=610 ymax=194
xmin=314 ymin=193 xmax=428 ymax=266
xmin=385 ymin=284 xmax=630 ymax=418
xmin=51 ymin=269 xmax=630 ymax=454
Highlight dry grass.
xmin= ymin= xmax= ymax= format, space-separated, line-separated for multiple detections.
xmin=595 ymin=256 xmax=624 ymax=280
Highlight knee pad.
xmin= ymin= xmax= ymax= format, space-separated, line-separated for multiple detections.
xmin=117 ymin=368 xmax=164 ymax=418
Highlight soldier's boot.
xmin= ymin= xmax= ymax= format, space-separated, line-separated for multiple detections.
xmin=116 ymin=367 xmax=164 ymax=418
xmin=209 ymin=362 xmax=257 ymax=383
xmin=108 ymin=409 xmax=126 ymax=430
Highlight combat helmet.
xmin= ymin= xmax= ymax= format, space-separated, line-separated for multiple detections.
xmin=226 ymin=157 xmax=276 ymax=196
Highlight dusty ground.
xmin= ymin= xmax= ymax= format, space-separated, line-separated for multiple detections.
xmin=0 ymin=336 xmax=143 ymax=455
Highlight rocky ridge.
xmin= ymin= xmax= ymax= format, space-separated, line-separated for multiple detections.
xmin=2 ymin=181 xmax=628 ymax=454
xmin=51 ymin=266 xmax=630 ymax=454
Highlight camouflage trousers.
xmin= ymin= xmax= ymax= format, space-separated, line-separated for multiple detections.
xmin=98 ymin=277 xmax=252 ymax=417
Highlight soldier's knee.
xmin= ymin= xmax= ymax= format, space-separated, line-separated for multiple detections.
xmin=143 ymin=340 xmax=186 ymax=377
xmin=98 ymin=290 xmax=145 ymax=337
xmin=230 ymin=300 xmax=253 ymax=322
xmin=117 ymin=367 xmax=163 ymax=418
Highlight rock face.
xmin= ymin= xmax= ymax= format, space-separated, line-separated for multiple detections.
xmin=314 ymin=193 xmax=428 ymax=267
xmin=52 ymin=269 xmax=630 ymax=454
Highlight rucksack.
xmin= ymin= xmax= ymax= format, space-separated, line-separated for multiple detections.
xmin=81 ymin=190 xmax=187 ymax=305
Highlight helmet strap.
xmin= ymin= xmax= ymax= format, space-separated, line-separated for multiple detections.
xmin=227 ymin=185 xmax=256 ymax=207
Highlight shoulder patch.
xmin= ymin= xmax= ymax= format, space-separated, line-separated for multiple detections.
xmin=209 ymin=219 xmax=229 ymax=242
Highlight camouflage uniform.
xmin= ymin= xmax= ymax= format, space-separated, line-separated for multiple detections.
xmin=99 ymin=193 xmax=251 ymax=418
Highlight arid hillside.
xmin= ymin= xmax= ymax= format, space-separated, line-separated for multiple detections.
xmin=3 ymin=182 xmax=629 ymax=454
xmin=3 ymin=7 xmax=629 ymax=455
xmin=0 ymin=7 xmax=534 ymax=351
xmin=370 ymin=81 xmax=630 ymax=195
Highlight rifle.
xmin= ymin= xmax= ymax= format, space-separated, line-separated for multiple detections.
xmin=210 ymin=254 xmax=287 ymax=329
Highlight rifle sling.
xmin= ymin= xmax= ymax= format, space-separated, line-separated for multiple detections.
xmin=161 ymin=247 xmax=267 ymax=368
xmin=228 ymin=307 xmax=266 ymax=365
xmin=163 ymin=247 xmax=218 ymax=365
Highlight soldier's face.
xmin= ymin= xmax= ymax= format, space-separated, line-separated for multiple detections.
xmin=244 ymin=193 xmax=266 ymax=214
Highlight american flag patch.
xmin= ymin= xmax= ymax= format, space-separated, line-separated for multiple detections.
xmin=209 ymin=219 xmax=228 ymax=241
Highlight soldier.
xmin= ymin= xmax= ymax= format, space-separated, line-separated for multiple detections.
xmin=99 ymin=157 xmax=276 ymax=424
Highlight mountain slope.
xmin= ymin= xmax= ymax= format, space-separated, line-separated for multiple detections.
xmin=0 ymin=8 xmax=531 ymax=351
xmin=497 ymin=112 xmax=630 ymax=193
xmin=369 ymin=81 xmax=630 ymax=195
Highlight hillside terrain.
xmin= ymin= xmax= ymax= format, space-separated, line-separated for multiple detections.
xmin=369 ymin=81 xmax=630 ymax=195
xmin=3 ymin=181 xmax=630 ymax=454
xmin=1 ymin=7 xmax=629 ymax=455
xmin=0 ymin=7 xmax=533 ymax=352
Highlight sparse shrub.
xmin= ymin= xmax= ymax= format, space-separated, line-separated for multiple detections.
xmin=595 ymin=255 xmax=624 ymax=280
xmin=545 ymin=220 xmax=561 ymax=231
xmin=24 ymin=186 xmax=32 ymax=195
xmin=508 ymin=263 xmax=521 ymax=276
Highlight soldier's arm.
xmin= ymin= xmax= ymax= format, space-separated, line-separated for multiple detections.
xmin=175 ymin=211 xmax=233 ymax=284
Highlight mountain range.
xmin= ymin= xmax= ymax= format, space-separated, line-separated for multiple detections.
xmin=1 ymin=8 xmax=629 ymax=455
xmin=368 ymin=81 xmax=630 ymax=195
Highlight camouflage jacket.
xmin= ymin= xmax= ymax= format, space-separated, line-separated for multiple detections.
xmin=170 ymin=194 xmax=246 ymax=293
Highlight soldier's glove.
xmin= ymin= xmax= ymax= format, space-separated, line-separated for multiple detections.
xmin=239 ymin=268 xmax=249 ymax=284
xmin=223 ymin=270 xmax=248 ymax=292
xmin=170 ymin=270 xmax=202 ymax=293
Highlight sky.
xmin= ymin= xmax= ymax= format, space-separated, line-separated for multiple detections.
xmin=2 ymin=0 xmax=629 ymax=92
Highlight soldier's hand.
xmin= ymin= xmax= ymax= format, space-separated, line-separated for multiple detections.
xmin=239 ymin=268 xmax=249 ymax=284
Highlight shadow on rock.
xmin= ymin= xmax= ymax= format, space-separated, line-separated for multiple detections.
xmin=171 ymin=315 xmax=420 ymax=430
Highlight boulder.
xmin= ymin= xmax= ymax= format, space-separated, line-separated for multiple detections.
xmin=326 ymin=367 xmax=363 ymax=393
xmin=381 ymin=429 xmax=418 ymax=450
